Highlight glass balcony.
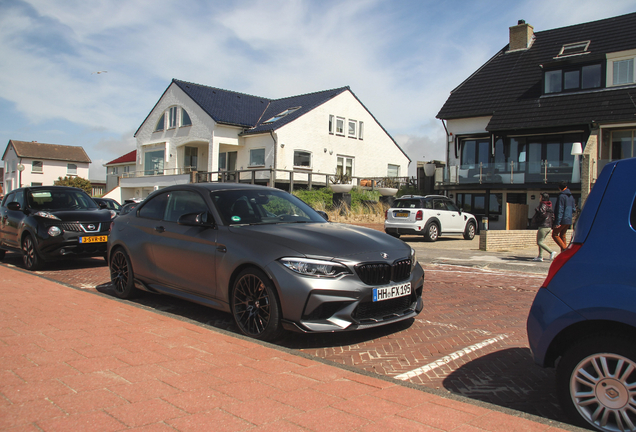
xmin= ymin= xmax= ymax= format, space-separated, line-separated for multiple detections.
xmin=440 ymin=160 xmax=581 ymax=186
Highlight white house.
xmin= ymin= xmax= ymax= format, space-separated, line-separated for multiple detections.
xmin=104 ymin=150 xmax=136 ymax=193
xmin=2 ymin=140 xmax=91 ymax=193
xmin=116 ymin=80 xmax=410 ymax=202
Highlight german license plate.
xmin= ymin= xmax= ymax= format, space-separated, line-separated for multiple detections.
xmin=394 ymin=212 xmax=409 ymax=218
xmin=373 ymin=282 xmax=411 ymax=302
xmin=79 ymin=236 xmax=107 ymax=243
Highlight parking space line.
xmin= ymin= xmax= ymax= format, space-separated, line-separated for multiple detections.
xmin=418 ymin=320 xmax=492 ymax=335
xmin=394 ymin=334 xmax=509 ymax=381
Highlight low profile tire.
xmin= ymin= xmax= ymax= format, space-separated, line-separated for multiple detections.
xmin=463 ymin=221 xmax=476 ymax=240
xmin=109 ymin=248 xmax=139 ymax=299
xmin=424 ymin=222 xmax=439 ymax=242
xmin=22 ymin=234 xmax=43 ymax=271
xmin=556 ymin=335 xmax=636 ymax=432
xmin=231 ymin=267 xmax=282 ymax=341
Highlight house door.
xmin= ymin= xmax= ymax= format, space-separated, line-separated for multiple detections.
xmin=219 ymin=151 xmax=237 ymax=181
xmin=184 ymin=147 xmax=198 ymax=171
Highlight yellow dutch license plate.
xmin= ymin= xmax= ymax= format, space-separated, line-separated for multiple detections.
xmin=395 ymin=212 xmax=409 ymax=218
xmin=80 ymin=236 xmax=107 ymax=244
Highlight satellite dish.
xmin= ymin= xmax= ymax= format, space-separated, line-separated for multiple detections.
xmin=17 ymin=164 xmax=25 ymax=171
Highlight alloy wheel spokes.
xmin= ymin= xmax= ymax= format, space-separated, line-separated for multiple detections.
xmin=573 ymin=353 xmax=636 ymax=432
xmin=234 ymin=275 xmax=271 ymax=336
xmin=110 ymin=253 xmax=129 ymax=293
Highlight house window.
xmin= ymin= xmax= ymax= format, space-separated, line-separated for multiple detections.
xmin=336 ymin=156 xmax=353 ymax=177
xmin=123 ymin=165 xmax=130 ymax=173
xmin=611 ymin=130 xmax=634 ymax=160
xmin=294 ymin=151 xmax=311 ymax=168
xmin=263 ymin=107 xmax=301 ymax=124
xmin=348 ymin=120 xmax=357 ymax=138
xmin=557 ymin=41 xmax=590 ymax=57
xmin=144 ymin=150 xmax=165 ymax=175
xmin=460 ymin=139 xmax=490 ymax=169
xmin=329 ymin=115 xmax=334 ymax=134
xmin=387 ymin=164 xmax=400 ymax=177
xmin=31 ymin=182 xmax=42 ymax=187
xmin=613 ymin=59 xmax=635 ymax=85
xmin=181 ymin=108 xmax=192 ymax=126
xmin=544 ymin=63 xmax=602 ymax=94
xmin=154 ymin=114 xmax=165 ymax=132
xmin=32 ymin=161 xmax=43 ymax=173
xmin=67 ymin=164 xmax=77 ymax=175
xmin=168 ymin=106 xmax=178 ymax=129
xmin=184 ymin=147 xmax=198 ymax=170
xmin=358 ymin=121 xmax=364 ymax=140
xmin=456 ymin=193 xmax=502 ymax=215
xmin=336 ymin=117 xmax=345 ymax=135
xmin=249 ymin=148 xmax=265 ymax=167
xmin=111 ymin=167 xmax=119 ymax=175
xmin=219 ymin=153 xmax=227 ymax=170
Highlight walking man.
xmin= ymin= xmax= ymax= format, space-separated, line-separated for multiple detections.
xmin=552 ymin=181 xmax=577 ymax=251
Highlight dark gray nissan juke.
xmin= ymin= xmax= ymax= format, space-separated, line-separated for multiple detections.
xmin=108 ymin=183 xmax=424 ymax=341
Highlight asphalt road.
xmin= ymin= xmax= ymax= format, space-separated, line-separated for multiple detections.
xmin=0 ymin=236 xmax=570 ymax=426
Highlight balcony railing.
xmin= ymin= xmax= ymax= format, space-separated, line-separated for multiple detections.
xmin=439 ymin=160 xmax=581 ymax=186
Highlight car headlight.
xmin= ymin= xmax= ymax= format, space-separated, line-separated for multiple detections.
xmin=33 ymin=211 xmax=61 ymax=220
xmin=410 ymin=248 xmax=417 ymax=271
xmin=48 ymin=226 xmax=62 ymax=237
xmin=109 ymin=210 xmax=117 ymax=219
xmin=280 ymin=258 xmax=351 ymax=278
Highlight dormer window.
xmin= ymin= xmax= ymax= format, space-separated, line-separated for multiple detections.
xmin=544 ymin=63 xmax=602 ymax=94
xmin=263 ymin=107 xmax=301 ymax=124
xmin=556 ymin=41 xmax=590 ymax=58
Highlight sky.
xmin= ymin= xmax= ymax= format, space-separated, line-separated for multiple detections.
xmin=1 ymin=0 xmax=635 ymax=181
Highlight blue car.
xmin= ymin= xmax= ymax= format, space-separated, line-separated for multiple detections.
xmin=527 ymin=157 xmax=636 ymax=432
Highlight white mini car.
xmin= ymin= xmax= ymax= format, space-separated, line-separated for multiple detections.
xmin=384 ymin=195 xmax=477 ymax=241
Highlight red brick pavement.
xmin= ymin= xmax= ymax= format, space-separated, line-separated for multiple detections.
xmin=0 ymin=265 xmax=577 ymax=431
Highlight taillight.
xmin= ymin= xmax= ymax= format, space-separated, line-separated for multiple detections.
xmin=541 ymin=243 xmax=582 ymax=288
xmin=416 ymin=210 xmax=423 ymax=221
xmin=385 ymin=209 xmax=388 ymax=220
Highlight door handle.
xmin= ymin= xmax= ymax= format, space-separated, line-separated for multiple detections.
xmin=154 ymin=226 xmax=165 ymax=233
xmin=217 ymin=245 xmax=227 ymax=253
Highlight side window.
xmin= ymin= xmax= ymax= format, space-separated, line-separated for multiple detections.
xmin=434 ymin=199 xmax=447 ymax=210
xmin=3 ymin=192 xmax=15 ymax=207
xmin=446 ymin=201 xmax=460 ymax=212
xmin=423 ymin=200 xmax=433 ymax=209
xmin=138 ymin=193 xmax=169 ymax=220
xmin=14 ymin=191 xmax=25 ymax=207
xmin=164 ymin=191 xmax=209 ymax=223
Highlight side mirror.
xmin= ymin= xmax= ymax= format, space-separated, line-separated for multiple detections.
xmin=97 ymin=202 xmax=107 ymax=209
xmin=7 ymin=202 xmax=21 ymax=211
xmin=316 ymin=210 xmax=329 ymax=221
xmin=178 ymin=212 xmax=215 ymax=227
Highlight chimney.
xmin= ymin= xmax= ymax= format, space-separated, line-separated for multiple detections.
xmin=509 ymin=19 xmax=534 ymax=51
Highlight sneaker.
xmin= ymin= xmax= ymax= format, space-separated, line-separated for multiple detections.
xmin=532 ymin=257 xmax=543 ymax=262
xmin=550 ymin=251 xmax=557 ymax=261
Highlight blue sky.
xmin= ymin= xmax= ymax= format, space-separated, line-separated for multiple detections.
xmin=1 ymin=0 xmax=635 ymax=180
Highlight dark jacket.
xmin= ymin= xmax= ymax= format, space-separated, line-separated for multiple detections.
xmin=534 ymin=201 xmax=554 ymax=228
xmin=554 ymin=188 xmax=577 ymax=226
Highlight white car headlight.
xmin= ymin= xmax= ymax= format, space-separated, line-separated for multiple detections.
xmin=410 ymin=248 xmax=417 ymax=271
xmin=48 ymin=226 xmax=62 ymax=237
xmin=280 ymin=258 xmax=351 ymax=278
xmin=33 ymin=211 xmax=61 ymax=220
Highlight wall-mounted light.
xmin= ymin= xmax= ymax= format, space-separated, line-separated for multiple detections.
xmin=329 ymin=150 xmax=333 ymax=155
xmin=531 ymin=195 xmax=536 ymax=200
xmin=571 ymin=142 xmax=582 ymax=183
xmin=280 ymin=143 xmax=285 ymax=148
xmin=324 ymin=148 xmax=327 ymax=153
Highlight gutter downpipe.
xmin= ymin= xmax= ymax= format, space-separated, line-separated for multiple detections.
xmin=270 ymin=130 xmax=277 ymax=188
xmin=440 ymin=119 xmax=451 ymax=190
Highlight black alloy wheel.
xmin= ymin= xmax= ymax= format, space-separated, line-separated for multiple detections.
xmin=231 ymin=268 xmax=282 ymax=341
xmin=22 ymin=234 xmax=43 ymax=271
xmin=109 ymin=248 xmax=138 ymax=299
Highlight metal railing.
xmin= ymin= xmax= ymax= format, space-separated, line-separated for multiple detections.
xmin=439 ymin=160 xmax=582 ymax=186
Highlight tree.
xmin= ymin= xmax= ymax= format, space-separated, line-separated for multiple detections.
xmin=54 ymin=176 xmax=93 ymax=195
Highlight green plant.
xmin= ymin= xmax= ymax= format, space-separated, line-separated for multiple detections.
xmin=54 ymin=176 xmax=93 ymax=194
xmin=397 ymin=186 xmax=420 ymax=197
xmin=330 ymin=173 xmax=352 ymax=184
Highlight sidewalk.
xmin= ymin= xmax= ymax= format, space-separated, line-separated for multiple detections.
xmin=0 ymin=266 xmax=577 ymax=431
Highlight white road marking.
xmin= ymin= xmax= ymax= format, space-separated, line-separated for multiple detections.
xmin=417 ymin=320 xmax=492 ymax=335
xmin=394 ymin=334 xmax=509 ymax=381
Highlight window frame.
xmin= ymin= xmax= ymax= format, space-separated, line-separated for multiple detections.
xmin=249 ymin=148 xmax=266 ymax=167
xmin=358 ymin=121 xmax=364 ymax=140
xmin=293 ymin=150 xmax=312 ymax=169
xmin=335 ymin=117 xmax=345 ymax=135
xmin=154 ymin=113 xmax=165 ymax=132
xmin=67 ymin=163 xmax=77 ymax=175
xmin=31 ymin=160 xmax=43 ymax=173
xmin=543 ymin=62 xmax=603 ymax=94
xmin=168 ymin=106 xmax=178 ymax=129
xmin=348 ymin=119 xmax=357 ymax=138
xmin=180 ymin=108 xmax=192 ymax=127
xmin=329 ymin=115 xmax=334 ymax=134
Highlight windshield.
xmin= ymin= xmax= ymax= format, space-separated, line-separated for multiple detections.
xmin=27 ymin=189 xmax=99 ymax=211
xmin=211 ymin=189 xmax=326 ymax=225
